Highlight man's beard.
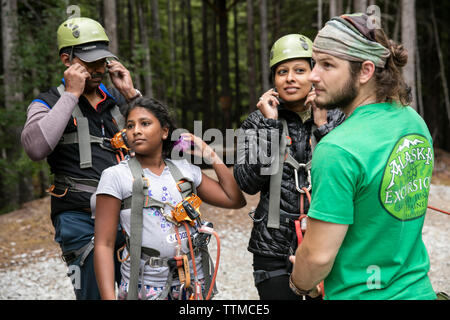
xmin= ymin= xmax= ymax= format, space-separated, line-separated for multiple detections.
xmin=316 ymin=72 xmax=359 ymax=110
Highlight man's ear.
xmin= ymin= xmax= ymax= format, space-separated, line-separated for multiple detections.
xmin=60 ymin=53 xmax=71 ymax=68
xmin=359 ymin=61 xmax=376 ymax=85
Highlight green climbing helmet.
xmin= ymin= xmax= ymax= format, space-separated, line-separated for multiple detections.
xmin=269 ymin=34 xmax=313 ymax=69
xmin=57 ymin=17 xmax=110 ymax=52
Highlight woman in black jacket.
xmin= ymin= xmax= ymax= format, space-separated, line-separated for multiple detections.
xmin=234 ymin=34 xmax=345 ymax=300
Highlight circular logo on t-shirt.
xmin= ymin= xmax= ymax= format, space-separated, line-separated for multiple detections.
xmin=379 ymin=134 xmax=433 ymax=221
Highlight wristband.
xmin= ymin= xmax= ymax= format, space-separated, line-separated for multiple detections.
xmin=127 ymin=89 xmax=142 ymax=102
xmin=288 ymin=273 xmax=313 ymax=296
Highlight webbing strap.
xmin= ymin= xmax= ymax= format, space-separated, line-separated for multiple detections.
xmin=110 ymin=105 xmax=125 ymax=130
xmin=76 ymin=117 xmax=92 ymax=169
xmin=267 ymin=119 xmax=289 ymax=229
xmin=56 ymin=85 xmax=92 ymax=169
xmin=127 ymin=156 xmax=147 ymax=300
xmin=164 ymin=160 xmax=196 ymax=198
xmin=121 ymin=195 xmax=165 ymax=210
xmin=59 ymin=132 xmax=104 ymax=145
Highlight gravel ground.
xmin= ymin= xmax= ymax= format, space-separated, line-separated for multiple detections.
xmin=0 ymin=182 xmax=448 ymax=300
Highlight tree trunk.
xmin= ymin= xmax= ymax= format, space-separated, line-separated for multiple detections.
xmin=392 ymin=2 xmax=401 ymax=42
xmin=430 ymin=0 xmax=450 ymax=126
xmin=202 ymin=0 xmax=212 ymax=129
xmin=246 ymin=0 xmax=257 ymax=112
xmin=218 ymin=0 xmax=231 ymax=129
xmin=233 ymin=3 xmax=241 ymax=127
xmin=103 ymin=0 xmax=118 ymax=56
xmin=272 ymin=0 xmax=281 ymax=43
xmin=211 ymin=0 xmax=219 ymax=128
xmin=401 ymin=0 xmax=417 ymax=110
xmin=129 ymin=0 xmax=142 ymax=91
xmin=415 ymin=45 xmax=424 ymax=117
xmin=353 ymin=0 xmax=367 ymax=13
xmin=259 ymin=0 xmax=270 ymax=92
xmin=344 ymin=0 xmax=351 ymax=13
xmin=151 ymin=0 xmax=166 ymax=102
xmin=136 ymin=0 xmax=154 ymax=97
xmin=186 ymin=0 xmax=198 ymax=120
xmin=2 ymin=0 xmax=25 ymax=208
xmin=329 ymin=0 xmax=338 ymax=18
xmin=180 ymin=0 xmax=188 ymax=129
xmin=167 ymin=0 xmax=178 ymax=113
xmin=317 ymin=0 xmax=323 ymax=30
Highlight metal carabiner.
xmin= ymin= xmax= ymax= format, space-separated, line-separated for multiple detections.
xmin=294 ymin=165 xmax=312 ymax=194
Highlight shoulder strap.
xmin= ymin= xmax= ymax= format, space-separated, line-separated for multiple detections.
xmin=57 ymin=84 xmax=93 ymax=169
xmin=267 ymin=118 xmax=289 ymax=229
xmin=127 ymin=156 xmax=147 ymax=300
xmin=164 ymin=160 xmax=196 ymax=198
xmin=110 ymin=105 xmax=125 ymax=130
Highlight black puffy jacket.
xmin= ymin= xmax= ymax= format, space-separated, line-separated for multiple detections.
xmin=234 ymin=105 xmax=345 ymax=262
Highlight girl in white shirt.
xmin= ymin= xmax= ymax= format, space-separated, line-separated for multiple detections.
xmin=94 ymin=97 xmax=246 ymax=300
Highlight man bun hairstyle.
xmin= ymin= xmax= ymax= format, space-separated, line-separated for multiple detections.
xmin=373 ymin=28 xmax=412 ymax=106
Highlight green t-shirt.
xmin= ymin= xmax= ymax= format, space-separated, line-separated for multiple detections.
xmin=308 ymin=103 xmax=436 ymax=300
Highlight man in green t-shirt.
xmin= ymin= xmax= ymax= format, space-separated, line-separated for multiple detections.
xmin=288 ymin=13 xmax=436 ymax=300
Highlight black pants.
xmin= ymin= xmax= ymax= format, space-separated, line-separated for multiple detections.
xmin=253 ymin=254 xmax=322 ymax=301
xmin=256 ymin=273 xmax=322 ymax=300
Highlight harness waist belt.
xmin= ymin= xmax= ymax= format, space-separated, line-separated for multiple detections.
xmin=54 ymin=174 xmax=99 ymax=194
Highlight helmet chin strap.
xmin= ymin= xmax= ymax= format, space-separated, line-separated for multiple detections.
xmin=69 ymin=46 xmax=74 ymax=62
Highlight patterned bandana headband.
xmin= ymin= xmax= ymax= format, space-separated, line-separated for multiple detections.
xmin=313 ymin=13 xmax=391 ymax=68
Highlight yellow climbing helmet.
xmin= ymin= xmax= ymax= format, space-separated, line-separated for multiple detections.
xmin=269 ymin=34 xmax=313 ymax=69
xmin=57 ymin=17 xmax=110 ymax=52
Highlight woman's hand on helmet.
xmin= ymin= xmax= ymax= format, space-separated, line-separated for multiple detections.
xmin=64 ymin=63 xmax=90 ymax=98
xmin=257 ymin=88 xmax=280 ymax=120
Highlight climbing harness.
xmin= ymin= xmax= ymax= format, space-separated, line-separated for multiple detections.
xmin=61 ymin=236 xmax=94 ymax=267
xmin=122 ymin=156 xmax=220 ymax=300
xmin=55 ymin=84 xmax=126 ymax=169
xmin=267 ymin=118 xmax=313 ymax=229
xmin=46 ymin=85 xmax=128 ymax=199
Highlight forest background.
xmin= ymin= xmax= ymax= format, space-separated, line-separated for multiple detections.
xmin=0 ymin=0 xmax=449 ymax=213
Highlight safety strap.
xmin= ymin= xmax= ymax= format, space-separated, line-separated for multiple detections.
xmin=253 ymin=269 xmax=289 ymax=286
xmin=56 ymin=84 xmax=125 ymax=169
xmin=110 ymin=105 xmax=125 ymax=130
xmin=164 ymin=160 xmax=196 ymax=198
xmin=267 ymin=119 xmax=290 ymax=229
xmin=61 ymin=237 xmax=94 ymax=267
xmin=127 ymin=156 xmax=147 ymax=300
xmin=267 ymin=119 xmax=314 ymax=229
xmin=53 ymin=174 xmax=99 ymax=194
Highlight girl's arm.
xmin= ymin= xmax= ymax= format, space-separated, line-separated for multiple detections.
xmin=181 ymin=133 xmax=246 ymax=209
xmin=94 ymin=194 xmax=122 ymax=300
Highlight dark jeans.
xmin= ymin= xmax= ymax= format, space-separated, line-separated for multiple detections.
xmin=54 ymin=211 xmax=124 ymax=300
